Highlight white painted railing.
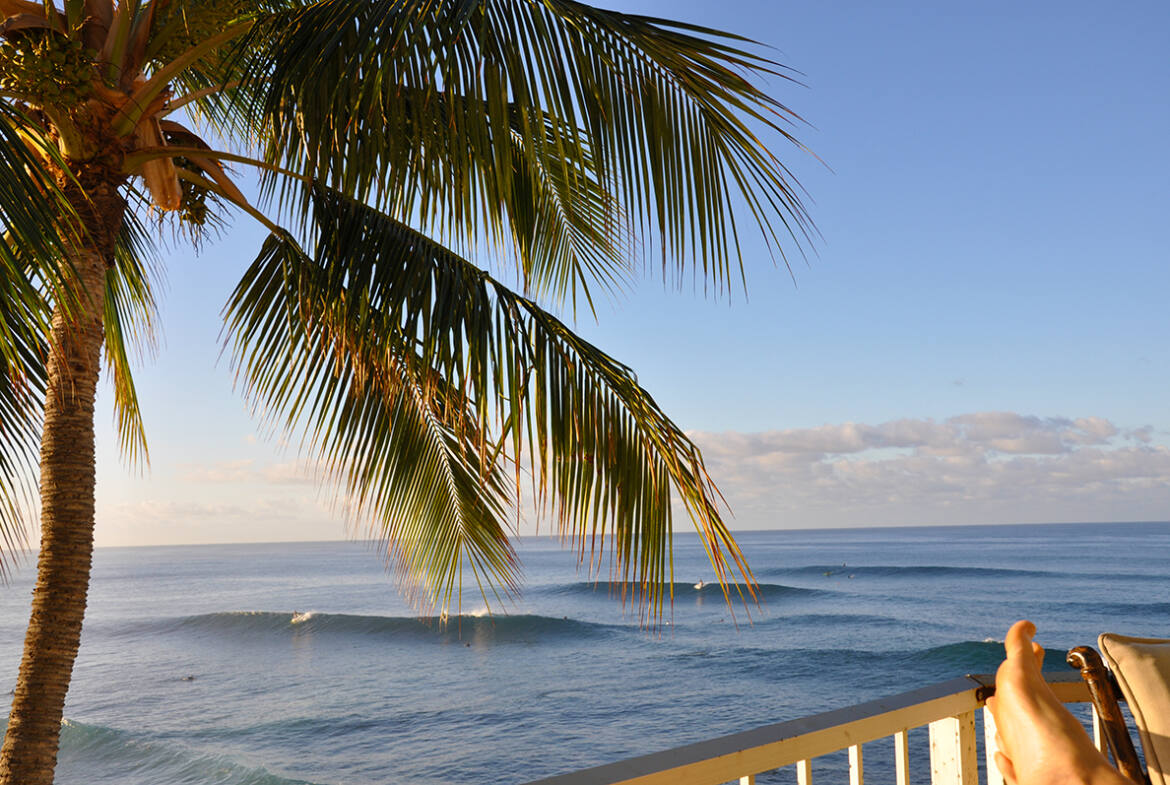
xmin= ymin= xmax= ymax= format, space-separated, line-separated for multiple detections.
xmin=523 ymin=672 xmax=1106 ymax=785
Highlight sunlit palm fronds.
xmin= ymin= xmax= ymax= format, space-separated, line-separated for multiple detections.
xmin=226 ymin=227 xmax=519 ymax=613
xmin=239 ymin=0 xmax=811 ymax=296
xmin=0 ymin=253 xmax=47 ymax=577
xmin=103 ymin=209 xmax=161 ymax=468
xmin=0 ymin=102 xmax=79 ymax=274
xmin=500 ymin=108 xmax=633 ymax=309
xmin=225 ymin=187 xmax=755 ymax=618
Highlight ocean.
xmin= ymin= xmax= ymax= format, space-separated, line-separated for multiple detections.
xmin=1 ymin=521 xmax=1168 ymax=784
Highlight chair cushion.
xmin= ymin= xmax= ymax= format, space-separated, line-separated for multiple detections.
xmin=1099 ymin=633 xmax=1170 ymax=785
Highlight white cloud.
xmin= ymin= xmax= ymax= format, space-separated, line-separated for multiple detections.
xmin=689 ymin=412 xmax=1170 ymax=528
xmin=1070 ymin=417 xmax=1118 ymax=443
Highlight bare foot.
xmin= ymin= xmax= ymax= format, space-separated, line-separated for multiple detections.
xmin=986 ymin=620 xmax=1136 ymax=785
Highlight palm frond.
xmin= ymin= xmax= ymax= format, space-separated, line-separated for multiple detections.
xmin=0 ymin=102 xmax=77 ymax=271
xmin=0 ymin=252 xmax=45 ymax=578
xmin=224 ymin=188 xmax=754 ymax=619
xmin=0 ymin=244 xmax=48 ymax=577
xmin=141 ymin=0 xmax=284 ymax=141
xmin=103 ymin=207 xmax=160 ymax=467
xmin=500 ymin=107 xmax=633 ymax=309
xmin=237 ymin=0 xmax=813 ymax=297
xmin=226 ymin=227 xmax=519 ymax=614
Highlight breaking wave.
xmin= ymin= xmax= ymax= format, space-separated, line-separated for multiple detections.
xmin=58 ymin=719 xmax=320 ymax=785
xmin=149 ymin=610 xmax=623 ymax=643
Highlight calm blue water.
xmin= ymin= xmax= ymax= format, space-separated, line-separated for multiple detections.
xmin=1 ymin=522 xmax=1168 ymax=784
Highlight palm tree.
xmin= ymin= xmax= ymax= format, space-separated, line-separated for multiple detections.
xmin=0 ymin=0 xmax=813 ymax=781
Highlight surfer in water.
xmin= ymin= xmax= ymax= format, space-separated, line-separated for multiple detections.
xmin=987 ymin=621 xmax=1135 ymax=785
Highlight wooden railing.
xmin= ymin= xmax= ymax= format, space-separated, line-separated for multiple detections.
xmin=522 ymin=672 xmax=1106 ymax=785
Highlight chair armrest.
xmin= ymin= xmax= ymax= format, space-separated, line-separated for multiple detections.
xmin=1068 ymin=646 xmax=1149 ymax=785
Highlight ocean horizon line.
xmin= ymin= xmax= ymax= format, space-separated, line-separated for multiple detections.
xmin=70 ymin=518 xmax=1170 ymax=551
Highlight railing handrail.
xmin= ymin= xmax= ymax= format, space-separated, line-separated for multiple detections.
xmin=521 ymin=671 xmax=1090 ymax=785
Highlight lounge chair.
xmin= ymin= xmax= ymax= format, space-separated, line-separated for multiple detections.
xmin=1068 ymin=635 xmax=1170 ymax=785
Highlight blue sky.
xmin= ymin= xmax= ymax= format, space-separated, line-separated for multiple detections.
xmin=91 ymin=0 xmax=1170 ymax=546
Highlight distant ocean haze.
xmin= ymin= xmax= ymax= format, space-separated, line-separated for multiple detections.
xmin=2 ymin=522 xmax=1167 ymax=784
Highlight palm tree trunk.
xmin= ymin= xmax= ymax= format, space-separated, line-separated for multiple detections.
xmin=0 ymin=244 xmax=108 ymax=785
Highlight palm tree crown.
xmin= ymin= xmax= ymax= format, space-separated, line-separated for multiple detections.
xmin=0 ymin=0 xmax=814 ymax=781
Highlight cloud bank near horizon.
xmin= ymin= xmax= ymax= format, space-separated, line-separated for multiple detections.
xmin=95 ymin=411 xmax=1168 ymax=546
xmin=688 ymin=412 xmax=1169 ymax=529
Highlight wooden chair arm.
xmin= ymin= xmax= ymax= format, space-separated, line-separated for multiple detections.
xmin=1067 ymin=646 xmax=1150 ymax=785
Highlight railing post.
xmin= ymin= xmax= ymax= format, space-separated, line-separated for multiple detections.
xmin=1091 ymin=705 xmax=1108 ymax=755
xmin=982 ymin=706 xmax=1005 ymax=785
xmin=894 ymin=730 xmax=910 ymax=785
xmin=929 ymin=711 xmax=978 ymax=785
xmin=796 ymin=758 xmax=812 ymax=785
xmin=849 ymin=744 xmax=864 ymax=785
xmin=738 ymin=776 xmax=755 ymax=785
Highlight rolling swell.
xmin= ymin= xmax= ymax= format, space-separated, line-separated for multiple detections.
xmin=771 ymin=612 xmax=923 ymax=627
xmin=58 ymin=719 xmax=319 ymax=785
xmin=158 ymin=611 xmax=621 ymax=643
xmin=543 ymin=581 xmax=829 ymax=600
xmin=1046 ymin=600 xmax=1170 ymax=617
xmin=905 ymin=640 xmax=1007 ymax=672
xmin=906 ymin=640 xmax=1071 ymax=673
xmin=758 ymin=565 xmax=1056 ymax=580
xmin=664 ymin=640 xmax=1068 ymax=682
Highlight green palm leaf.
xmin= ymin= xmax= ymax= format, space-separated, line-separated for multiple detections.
xmin=104 ymin=207 xmax=160 ymax=467
xmin=0 ymin=103 xmax=76 ymax=267
xmin=500 ymin=106 xmax=633 ymax=308
xmin=225 ymin=187 xmax=754 ymax=618
xmin=226 ymin=228 xmax=519 ymax=613
xmin=238 ymin=0 xmax=811 ymax=295
xmin=0 ymin=253 xmax=46 ymax=576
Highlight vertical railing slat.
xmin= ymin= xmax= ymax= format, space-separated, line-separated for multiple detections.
xmin=983 ymin=706 xmax=1005 ymax=785
xmin=849 ymin=744 xmax=864 ymax=785
xmin=738 ymin=775 xmax=756 ymax=785
xmin=1091 ymin=704 xmax=1109 ymax=754
xmin=894 ymin=730 xmax=910 ymax=785
xmin=929 ymin=711 xmax=978 ymax=785
xmin=796 ymin=758 xmax=813 ymax=785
